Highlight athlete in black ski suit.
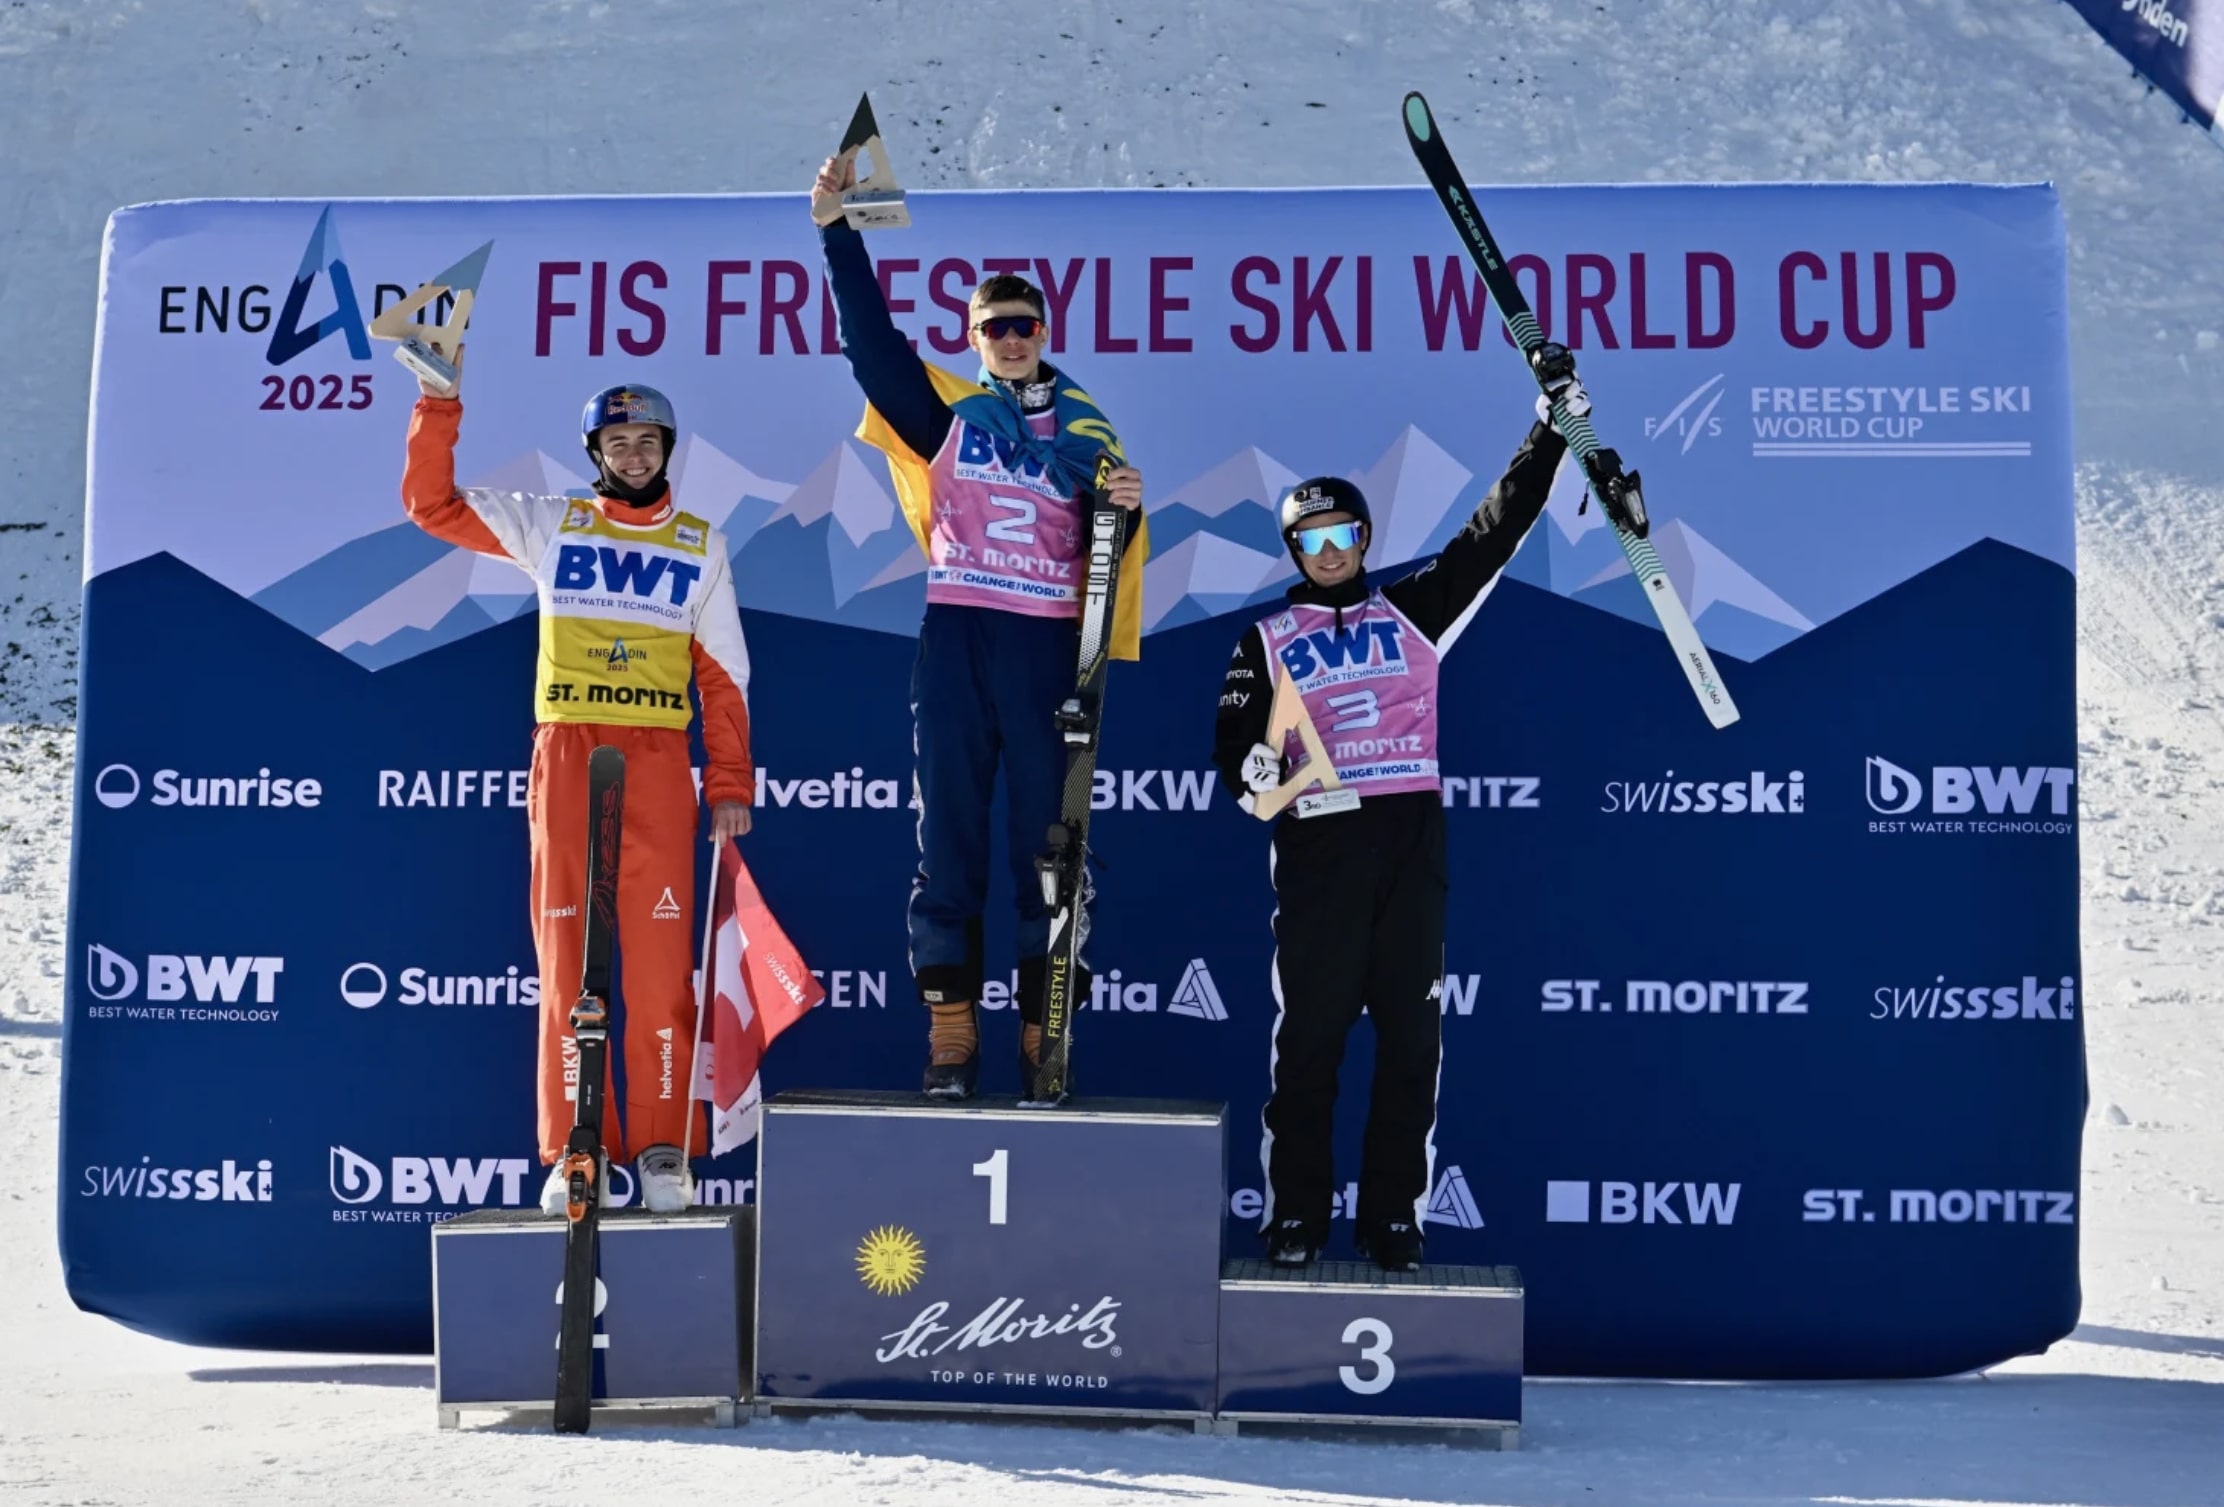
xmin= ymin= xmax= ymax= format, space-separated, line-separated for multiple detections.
xmin=1211 ymin=369 xmax=1579 ymax=1271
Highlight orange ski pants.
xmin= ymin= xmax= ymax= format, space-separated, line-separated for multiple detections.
xmin=530 ymin=722 xmax=707 ymax=1165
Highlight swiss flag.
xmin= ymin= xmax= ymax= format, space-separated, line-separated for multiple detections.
xmin=692 ymin=838 xmax=824 ymax=1154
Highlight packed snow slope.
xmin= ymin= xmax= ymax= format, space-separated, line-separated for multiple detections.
xmin=3 ymin=2 xmax=2221 ymax=1504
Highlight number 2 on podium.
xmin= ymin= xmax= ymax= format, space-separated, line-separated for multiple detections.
xmin=971 ymin=1148 xmax=1009 ymax=1226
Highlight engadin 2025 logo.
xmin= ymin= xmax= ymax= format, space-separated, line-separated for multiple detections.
xmin=1864 ymin=756 xmax=2073 ymax=836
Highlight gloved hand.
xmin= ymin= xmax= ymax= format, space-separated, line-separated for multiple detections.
xmin=1530 ymin=341 xmax=1591 ymax=432
xmin=1241 ymin=743 xmax=1282 ymax=794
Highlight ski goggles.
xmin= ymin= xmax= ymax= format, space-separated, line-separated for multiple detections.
xmin=1292 ymin=521 xmax=1364 ymax=555
xmin=971 ymin=315 xmax=1043 ymax=340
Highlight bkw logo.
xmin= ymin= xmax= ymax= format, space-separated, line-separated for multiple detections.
xmin=1545 ymin=1179 xmax=1741 ymax=1225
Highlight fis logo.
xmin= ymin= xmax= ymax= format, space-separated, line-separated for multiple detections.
xmin=1643 ymin=373 xmax=1728 ymax=454
xmin=1865 ymin=756 xmax=2074 ymax=819
xmin=1545 ymin=1179 xmax=1741 ymax=1225
xmin=1167 ymin=960 xmax=1227 ymax=1021
xmin=1601 ymin=771 xmax=1803 ymax=815
xmin=552 ymin=545 xmax=704 ymax=606
xmin=1424 ymin=1165 xmax=1485 ymax=1229
xmin=80 ymin=1156 xmax=273 ymax=1203
xmin=85 ymin=945 xmax=284 ymax=1005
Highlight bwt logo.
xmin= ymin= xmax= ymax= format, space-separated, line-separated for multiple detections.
xmin=1545 ymin=1179 xmax=1741 ymax=1225
xmin=1601 ymin=771 xmax=1803 ymax=815
xmin=1277 ymin=620 xmax=1406 ymax=682
xmin=91 ymin=762 xmax=322 ymax=811
xmin=86 ymin=945 xmax=283 ymax=1004
xmin=1865 ymin=757 xmax=2073 ymax=817
xmin=327 ymin=1145 xmax=540 ymax=1208
xmin=552 ymin=545 xmax=703 ymax=606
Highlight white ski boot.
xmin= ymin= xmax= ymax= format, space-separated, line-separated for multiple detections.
xmin=539 ymin=1156 xmax=607 ymax=1217
xmin=636 ymin=1144 xmax=694 ymax=1214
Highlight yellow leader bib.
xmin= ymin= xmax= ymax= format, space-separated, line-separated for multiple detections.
xmin=536 ymin=502 xmax=715 ymax=729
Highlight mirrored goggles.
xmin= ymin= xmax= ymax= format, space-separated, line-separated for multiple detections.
xmin=972 ymin=315 xmax=1043 ymax=341
xmin=1293 ymin=521 xmax=1364 ymax=556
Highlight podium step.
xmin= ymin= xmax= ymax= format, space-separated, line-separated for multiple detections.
xmin=1216 ymin=1257 xmax=1523 ymax=1439
xmin=432 ymin=1206 xmax=751 ymax=1427
xmin=756 ymin=1090 xmax=1225 ymax=1417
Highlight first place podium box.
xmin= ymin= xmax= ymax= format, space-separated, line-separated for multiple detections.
xmin=1214 ymin=1260 xmax=1523 ymax=1444
xmin=755 ymin=1090 xmax=1225 ymax=1421
xmin=431 ymin=1206 xmax=752 ymax=1429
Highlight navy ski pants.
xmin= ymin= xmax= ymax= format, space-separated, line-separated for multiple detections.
xmin=908 ymin=602 xmax=1079 ymax=1016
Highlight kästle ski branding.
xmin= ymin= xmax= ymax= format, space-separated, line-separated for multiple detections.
xmin=1402 ymin=91 xmax=1739 ymax=730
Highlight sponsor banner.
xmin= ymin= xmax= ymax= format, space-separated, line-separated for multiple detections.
xmin=2064 ymin=0 xmax=2224 ymax=140
xmin=64 ymin=186 xmax=2079 ymax=1379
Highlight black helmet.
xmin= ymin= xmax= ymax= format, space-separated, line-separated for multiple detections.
xmin=1278 ymin=476 xmax=1372 ymax=567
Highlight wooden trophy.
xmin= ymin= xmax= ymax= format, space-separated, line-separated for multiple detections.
xmin=1251 ymin=668 xmax=1361 ymax=820
xmin=369 ymin=240 xmax=491 ymax=395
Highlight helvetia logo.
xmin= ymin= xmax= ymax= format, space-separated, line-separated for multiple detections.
xmin=1425 ymin=1165 xmax=1485 ymax=1229
xmin=1545 ymin=1179 xmax=1741 ymax=1225
xmin=80 ymin=1156 xmax=273 ymax=1203
xmin=1167 ymin=960 xmax=1227 ymax=1021
xmin=857 ymin=1225 xmax=927 ymax=1296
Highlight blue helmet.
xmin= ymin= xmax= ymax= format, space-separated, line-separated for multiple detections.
xmin=580 ymin=384 xmax=676 ymax=454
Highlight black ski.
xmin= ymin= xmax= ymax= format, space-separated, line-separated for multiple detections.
xmin=1026 ymin=455 xmax=1129 ymax=1107
xmin=1401 ymin=91 xmax=1739 ymax=730
xmin=554 ymin=744 xmax=624 ymax=1434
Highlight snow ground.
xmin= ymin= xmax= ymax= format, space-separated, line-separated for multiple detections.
xmin=3 ymin=1 xmax=2222 ymax=1503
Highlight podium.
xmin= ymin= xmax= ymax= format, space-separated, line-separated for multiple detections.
xmin=755 ymin=1090 xmax=1225 ymax=1420
xmin=1214 ymin=1259 xmax=1523 ymax=1442
xmin=430 ymin=1206 xmax=751 ymax=1429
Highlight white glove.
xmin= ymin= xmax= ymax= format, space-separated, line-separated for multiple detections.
xmin=1240 ymin=743 xmax=1282 ymax=794
xmin=1530 ymin=340 xmax=1591 ymax=432
xmin=1535 ymin=377 xmax=1591 ymax=428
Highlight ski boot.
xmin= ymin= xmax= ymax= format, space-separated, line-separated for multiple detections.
xmin=636 ymin=1143 xmax=694 ymax=1213
xmin=1266 ymin=1218 xmax=1327 ymax=1267
xmin=922 ymin=1001 xmax=980 ymax=1100
xmin=1358 ymin=1220 xmax=1425 ymax=1273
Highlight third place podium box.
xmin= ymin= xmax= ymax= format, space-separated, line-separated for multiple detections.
xmin=755 ymin=1090 xmax=1225 ymax=1421
xmin=1214 ymin=1260 xmax=1524 ymax=1442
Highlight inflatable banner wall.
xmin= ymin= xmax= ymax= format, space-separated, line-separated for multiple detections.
xmin=63 ymin=185 xmax=2081 ymax=1378
xmin=2066 ymin=0 xmax=2224 ymax=142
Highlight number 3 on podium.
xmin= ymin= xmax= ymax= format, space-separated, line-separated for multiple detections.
xmin=971 ymin=1149 xmax=1009 ymax=1226
xmin=1339 ymin=1316 xmax=1395 ymax=1395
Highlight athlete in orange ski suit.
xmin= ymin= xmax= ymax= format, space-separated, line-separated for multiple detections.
xmin=402 ymin=379 xmax=754 ymax=1168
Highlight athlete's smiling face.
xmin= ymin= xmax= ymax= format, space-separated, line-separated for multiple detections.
xmin=596 ymin=422 xmax=666 ymax=489
xmin=970 ymin=298 xmax=1050 ymax=382
xmin=1293 ymin=510 xmax=1365 ymax=588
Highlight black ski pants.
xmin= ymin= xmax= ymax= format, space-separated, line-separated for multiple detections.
xmin=1261 ymin=792 xmax=1446 ymax=1234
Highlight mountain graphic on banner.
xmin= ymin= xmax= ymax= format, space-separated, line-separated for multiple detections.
xmin=732 ymin=438 xmax=926 ymax=633
xmin=249 ymin=449 xmax=594 ymax=668
xmin=667 ymin=432 xmax=792 ymax=544
xmin=1573 ymin=517 xmax=1816 ymax=662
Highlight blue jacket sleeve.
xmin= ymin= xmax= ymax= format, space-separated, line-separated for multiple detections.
xmin=820 ymin=220 xmax=956 ymax=461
